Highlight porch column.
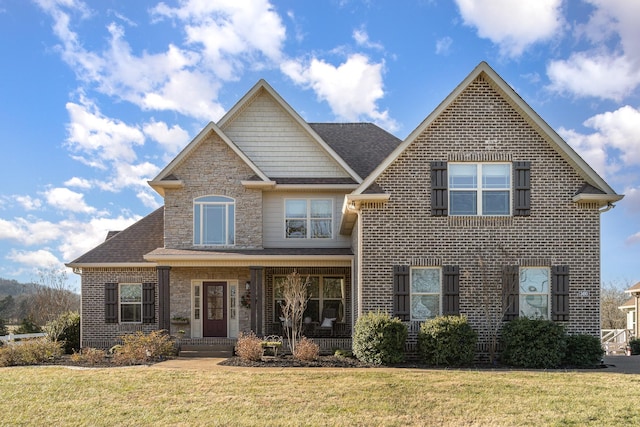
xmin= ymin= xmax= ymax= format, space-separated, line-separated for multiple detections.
xmin=250 ymin=266 xmax=263 ymax=335
xmin=157 ymin=266 xmax=171 ymax=331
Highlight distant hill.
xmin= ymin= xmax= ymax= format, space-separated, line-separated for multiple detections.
xmin=0 ymin=278 xmax=36 ymax=298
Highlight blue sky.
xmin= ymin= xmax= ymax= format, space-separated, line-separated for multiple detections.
xmin=1 ymin=0 xmax=639 ymax=290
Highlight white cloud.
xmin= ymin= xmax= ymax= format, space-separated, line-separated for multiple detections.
xmin=14 ymin=195 xmax=42 ymax=211
xmin=137 ymin=190 xmax=163 ymax=210
xmin=559 ymin=105 xmax=640 ymax=180
xmin=7 ymin=249 xmax=61 ymax=269
xmin=65 ymin=99 xmax=145 ymax=165
xmin=454 ymin=0 xmax=564 ymax=57
xmin=97 ymin=162 xmax=161 ymax=192
xmin=143 ymin=120 xmax=190 ymax=156
xmin=64 ymin=177 xmax=92 ymax=189
xmin=547 ymin=0 xmax=640 ymax=100
xmin=44 ymin=187 xmax=96 ymax=214
xmin=547 ymin=54 xmax=640 ymax=101
xmin=0 ymin=217 xmax=62 ymax=246
xmin=282 ymin=54 xmax=398 ymax=131
xmin=435 ymin=37 xmax=453 ymax=55
xmin=353 ymin=28 xmax=384 ymax=50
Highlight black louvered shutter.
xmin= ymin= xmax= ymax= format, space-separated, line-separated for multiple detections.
xmin=514 ymin=161 xmax=531 ymax=216
xmin=393 ymin=265 xmax=410 ymax=321
xmin=105 ymin=283 xmax=118 ymax=324
xmin=442 ymin=266 xmax=460 ymax=315
xmin=142 ymin=283 xmax=156 ymax=324
xmin=502 ymin=266 xmax=519 ymax=321
xmin=551 ymin=266 xmax=570 ymax=321
xmin=431 ymin=161 xmax=448 ymax=216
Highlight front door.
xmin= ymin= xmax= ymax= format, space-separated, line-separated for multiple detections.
xmin=203 ymin=282 xmax=227 ymax=337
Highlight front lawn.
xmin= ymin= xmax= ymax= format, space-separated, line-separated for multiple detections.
xmin=1 ymin=364 xmax=639 ymax=426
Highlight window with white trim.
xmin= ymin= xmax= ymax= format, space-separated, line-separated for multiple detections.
xmin=273 ymin=275 xmax=345 ymax=322
xmin=194 ymin=196 xmax=235 ymax=245
xmin=410 ymin=267 xmax=441 ymax=321
xmin=120 ymin=283 xmax=142 ymax=323
xmin=519 ymin=267 xmax=550 ymax=319
xmin=285 ymin=199 xmax=333 ymax=239
xmin=449 ymin=163 xmax=511 ymax=216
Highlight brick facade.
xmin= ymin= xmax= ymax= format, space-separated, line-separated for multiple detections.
xmin=163 ymin=131 xmax=263 ymax=249
xmin=357 ymin=75 xmax=602 ymax=348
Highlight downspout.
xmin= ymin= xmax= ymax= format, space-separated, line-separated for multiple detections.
xmin=599 ymin=202 xmax=615 ymax=214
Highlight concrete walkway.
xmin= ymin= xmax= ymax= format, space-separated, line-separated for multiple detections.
xmin=151 ymin=355 xmax=640 ymax=374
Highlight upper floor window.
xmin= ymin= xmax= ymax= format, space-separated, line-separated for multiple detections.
xmin=194 ymin=196 xmax=235 ymax=245
xmin=449 ymin=163 xmax=511 ymax=216
xmin=285 ymin=199 xmax=333 ymax=239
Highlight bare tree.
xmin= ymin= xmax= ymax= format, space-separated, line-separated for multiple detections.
xmin=601 ymin=280 xmax=631 ymax=329
xmin=27 ymin=267 xmax=80 ymax=326
xmin=279 ymin=271 xmax=310 ymax=355
xmin=473 ymin=244 xmax=519 ymax=364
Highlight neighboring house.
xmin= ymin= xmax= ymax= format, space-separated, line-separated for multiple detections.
xmin=67 ymin=62 xmax=622 ymax=355
xmin=619 ymin=282 xmax=640 ymax=337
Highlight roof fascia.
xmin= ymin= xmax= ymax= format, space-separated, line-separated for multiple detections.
xmin=354 ymin=62 xmax=620 ymax=198
xmin=218 ymin=79 xmax=363 ymax=183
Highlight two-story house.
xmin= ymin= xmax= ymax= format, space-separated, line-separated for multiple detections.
xmin=67 ymin=62 xmax=622 ymax=355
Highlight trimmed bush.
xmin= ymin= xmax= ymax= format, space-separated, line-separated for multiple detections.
xmin=629 ymin=338 xmax=640 ymax=355
xmin=235 ymin=331 xmax=263 ymax=362
xmin=0 ymin=338 xmax=63 ymax=367
xmin=352 ymin=311 xmax=408 ymax=365
xmin=44 ymin=311 xmax=80 ymax=354
xmin=418 ymin=315 xmax=478 ymax=366
xmin=563 ymin=334 xmax=604 ymax=367
xmin=294 ymin=337 xmax=319 ymax=361
xmin=71 ymin=347 xmax=107 ymax=365
xmin=500 ymin=317 xmax=566 ymax=368
xmin=111 ymin=330 xmax=175 ymax=365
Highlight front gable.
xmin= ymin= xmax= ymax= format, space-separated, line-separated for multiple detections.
xmin=219 ymin=81 xmax=361 ymax=181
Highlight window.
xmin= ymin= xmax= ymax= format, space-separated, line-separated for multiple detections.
xmin=285 ymin=199 xmax=333 ymax=239
xmin=120 ymin=283 xmax=142 ymax=323
xmin=273 ymin=276 xmax=345 ymax=322
xmin=449 ymin=163 xmax=511 ymax=216
xmin=410 ymin=268 xmax=441 ymax=321
xmin=194 ymin=196 xmax=235 ymax=245
xmin=519 ymin=267 xmax=550 ymax=319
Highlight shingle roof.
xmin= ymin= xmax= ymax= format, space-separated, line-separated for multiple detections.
xmin=309 ymin=123 xmax=402 ymax=179
xmin=67 ymin=207 xmax=164 ymax=265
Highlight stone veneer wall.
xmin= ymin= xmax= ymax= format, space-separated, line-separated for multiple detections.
xmin=80 ymin=267 xmax=158 ymax=349
xmin=357 ymin=75 xmax=602 ymax=349
xmin=163 ymin=131 xmax=263 ymax=249
xmin=169 ymin=267 xmax=252 ymax=337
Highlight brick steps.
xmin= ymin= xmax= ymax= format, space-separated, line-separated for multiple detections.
xmin=179 ymin=344 xmax=234 ymax=358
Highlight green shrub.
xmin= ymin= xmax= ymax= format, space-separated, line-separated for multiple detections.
xmin=44 ymin=311 xmax=80 ymax=354
xmin=235 ymin=331 xmax=263 ymax=362
xmin=111 ymin=330 xmax=175 ymax=365
xmin=14 ymin=317 xmax=42 ymax=334
xmin=418 ymin=315 xmax=478 ymax=366
xmin=500 ymin=317 xmax=566 ymax=368
xmin=563 ymin=334 xmax=604 ymax=367
xmin=0 ymin=338 xmax=63 ymax=367
xmin=629 ymin=338 xmax=640 ymax=355
xmin=352 ymin=311 xmax=408 ymax=365
xmin=334 ymin=348 xmax=353 ymax=358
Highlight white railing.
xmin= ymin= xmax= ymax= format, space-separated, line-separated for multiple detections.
xmin=601 ymin=329 xmax=632 ymax=354
xmin=0 ymin=332 xmax=48 ymax=343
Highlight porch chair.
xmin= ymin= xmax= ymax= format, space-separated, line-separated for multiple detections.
xmin=317 ymin=307 xmax=337 ymax=337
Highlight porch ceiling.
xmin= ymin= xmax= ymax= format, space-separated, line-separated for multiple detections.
xmin=143 ymin=247 xmax=353 ymax=268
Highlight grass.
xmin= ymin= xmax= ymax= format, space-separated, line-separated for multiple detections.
xmin=2 ymin=364 xmax=640 ymax=426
